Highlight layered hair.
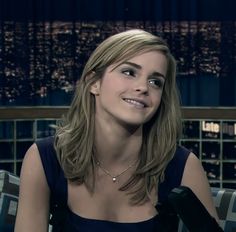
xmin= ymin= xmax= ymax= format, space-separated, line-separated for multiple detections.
xmin=54 ymin=29 xmax=182 ymax=204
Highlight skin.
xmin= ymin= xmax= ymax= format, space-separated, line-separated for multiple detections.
xmin=15 ymin=51 xmax=218 ymax=231
xmin=90 ymin=51 xmax=167 ymax=164
xmin=90 ymin=51 xmax=166 ymax=129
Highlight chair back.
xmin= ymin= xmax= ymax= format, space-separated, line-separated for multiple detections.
xmin=178 ymin=187 xmax=236 ymax=231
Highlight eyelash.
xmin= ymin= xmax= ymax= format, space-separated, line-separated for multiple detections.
xmin=148 ymin=79 xmax=164 ymax=89
xmin=121 ymin=68 xmax=136 ymax=77
xmin=121 ymin=68 xmax=164 ymax=89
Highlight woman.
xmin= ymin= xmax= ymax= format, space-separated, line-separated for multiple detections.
xmin=15 ymin=29 xmax=219 ymax=231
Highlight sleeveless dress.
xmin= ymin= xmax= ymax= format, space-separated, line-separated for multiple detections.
xmin=36 ymin=136 xmax=190 ymax=232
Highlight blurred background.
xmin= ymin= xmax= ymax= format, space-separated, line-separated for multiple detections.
xmin=0 ymin=0 xmax=235 ymax=189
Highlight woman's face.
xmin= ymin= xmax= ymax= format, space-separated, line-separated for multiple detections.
xmin=90 ymin=50 xmax=167 ymax=128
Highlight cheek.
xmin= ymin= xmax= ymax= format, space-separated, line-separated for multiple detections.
xmin=101 ymin=77 xmax=128 ymax=96
xmin=99 ymin=81 xmax=119 ymax=104
xmin=99 ymin=80 xmax=114 ymax=96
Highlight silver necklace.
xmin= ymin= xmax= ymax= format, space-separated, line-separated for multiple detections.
xmin=95 ymin=159 xmax=136 ymax=182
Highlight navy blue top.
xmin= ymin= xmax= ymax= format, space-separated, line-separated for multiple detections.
xmin=36 ymin=137 xmax=190 ymax=231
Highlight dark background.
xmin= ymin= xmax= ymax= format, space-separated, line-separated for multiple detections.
xmin=1 ymin=0 xmax=236 ymax=21
xmin=0 ymin=0 xmax=235 ymax=106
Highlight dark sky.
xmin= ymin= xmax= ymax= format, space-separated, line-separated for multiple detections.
xmin=1 ymin=0 xmax=236 ymax=21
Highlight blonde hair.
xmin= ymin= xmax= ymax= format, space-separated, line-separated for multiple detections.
xmin=55 ymin=29 xmax=182 ymax=204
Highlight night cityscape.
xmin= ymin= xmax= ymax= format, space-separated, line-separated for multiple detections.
xmin=0 ymin=20 xmax=235 ymax=106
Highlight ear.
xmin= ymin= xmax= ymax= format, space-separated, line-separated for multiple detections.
xmin=90 ymin=79 xmax=101 ymax=95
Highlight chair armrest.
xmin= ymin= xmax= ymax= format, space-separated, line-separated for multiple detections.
xmin=0 ymin=170 xmax=20 ymax=232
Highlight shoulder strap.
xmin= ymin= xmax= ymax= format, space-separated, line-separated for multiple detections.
xmin=158 ymin=146 xmax=190 ymax=203
xmin=36 ymin=137 xmax=69 ymax=231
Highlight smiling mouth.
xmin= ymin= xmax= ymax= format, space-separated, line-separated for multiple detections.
xmin=123 ymin=98 xmax=147 ymax=108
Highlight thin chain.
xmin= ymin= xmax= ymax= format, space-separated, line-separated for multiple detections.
xmin=95 ymin=159 xmax=137 ymax=182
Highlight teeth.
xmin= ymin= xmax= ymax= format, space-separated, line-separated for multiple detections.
xmin=124 ymin=99 xmax=145 ymax=108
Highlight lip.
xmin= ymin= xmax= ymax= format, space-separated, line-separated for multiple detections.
xmin=122 ymin=97 xmax=149 ymax=108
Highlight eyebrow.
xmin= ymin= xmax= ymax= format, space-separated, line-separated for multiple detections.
xmin=122 ymin=61 xmax=166 ymax=79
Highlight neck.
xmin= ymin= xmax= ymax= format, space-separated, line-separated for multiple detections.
xmin=94 ymin=117 xmax=143 ymax=166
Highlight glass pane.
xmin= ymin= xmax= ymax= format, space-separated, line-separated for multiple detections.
xmin=223 ymin=142 xmax=236 ymax=160
xmin=16 ymin=121 xmax=34 ymax=139
xmin=222 ymin=121 xmax=236 ymax=140
xmin=182 ymin=120 xmax=200 ymax=139
xmin=202 ymin=141 xmax=220 ymax=159
xmin=0 ymin=142 xmax=14 ymax=159
xmin=222 ymin=183 xmax=236 ymax=189
xmin=16 ymin=162 xmax=23 ymax=176
xmin=0 ymin=121 xmax=14 ymax=139
xmin=209 ymin=182 xmax=220 ymax=188
xmin=0 ymin=162 xmax=14 ymax=173
xmin=37 ymin=120 xmax=56 ymax=138
xmin=16 ymin=141 xmax=33 ymax=159
xmin=201 ymin=120 xmax=220 ymax=139
xmin=180 ymin=141 xmax=200 ymax=158
xmin=202 ymin=161 xmax=220 ymax=180
xmin=223 ymin=163 xmax=236 ymax=180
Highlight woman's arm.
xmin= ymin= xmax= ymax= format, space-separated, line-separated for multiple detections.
xmin=14 ymin=144 xmax=50 ymax=232
xmin=181 ymin=152 xmax=219 ymax=221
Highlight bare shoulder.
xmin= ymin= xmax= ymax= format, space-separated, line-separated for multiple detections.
xmin=20 ymin=143 xmax=48 ymax=186
xmin=181 ymin=152 xmax=207 ymax=196
xmin=181 ymin=152 xmax=219 ymax=221
xmin=22 ymin=143 xmax=41 ymax=168
xmin=19 ymin=142 xmax=50 ymax=198
xmin=181 ymin=152 xmax=204 ymax=179
xmin=14 ymin=143 xmax=50 ymax=231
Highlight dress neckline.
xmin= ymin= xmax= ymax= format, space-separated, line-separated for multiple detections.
xmin=68 ymin=208 xmax=159 ymax=225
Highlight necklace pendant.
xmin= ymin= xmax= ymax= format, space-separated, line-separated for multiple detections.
xmin=112 ymin=177 xmax=117 ymax=182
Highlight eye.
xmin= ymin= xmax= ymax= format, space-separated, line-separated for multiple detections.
xmin=121 ymin=68 xmax=136 ymax=77
xmin=148 ymin=78 xmax=164 ymax=89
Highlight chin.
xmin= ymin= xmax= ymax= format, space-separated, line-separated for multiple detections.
xmin=119 ymin=118 xmax=147 ymax=128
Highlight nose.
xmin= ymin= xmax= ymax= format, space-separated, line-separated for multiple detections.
xmin=134 ymin=79 xmax=149 ymax=95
